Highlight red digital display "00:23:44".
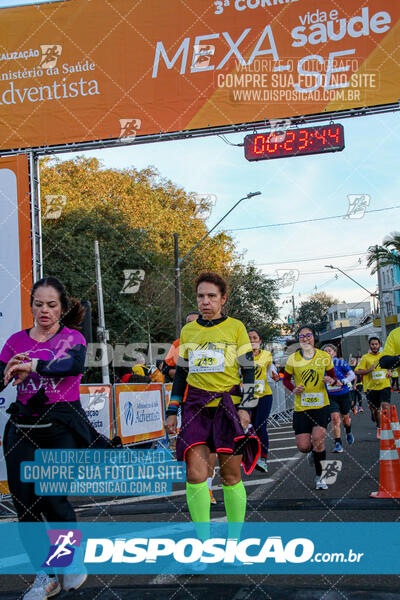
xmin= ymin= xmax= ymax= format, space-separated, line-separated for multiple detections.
xmin=244 ymin=125 xmax=345 ymax=161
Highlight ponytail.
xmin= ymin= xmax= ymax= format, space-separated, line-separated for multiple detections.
xmin=62 ymin=297 xmax=86 ymax=330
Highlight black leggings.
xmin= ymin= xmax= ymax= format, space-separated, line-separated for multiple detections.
xmin=5 ymin=420 xmax=78 ymax=522
xmin=4 ymin=420 xmax=78 ymax=570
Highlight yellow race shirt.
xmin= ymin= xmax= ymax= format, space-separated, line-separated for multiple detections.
xmin=179 ymin=316 xmax=252 ymax=405
xmin=357 ymin=352 xmax=390 ymax=391
xmin=285 ymin=348 xmax=334 ymax=412
xmin=253 ymin=349 xmax=273 ymax=398
xmin=383 ymin=328 xmax=400 ymax=357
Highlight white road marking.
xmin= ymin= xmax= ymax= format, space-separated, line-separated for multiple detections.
xmin=269 ymin=445 xmax=298 ymax=451
xmin=267 ymin=456 xmax=299 ymax=463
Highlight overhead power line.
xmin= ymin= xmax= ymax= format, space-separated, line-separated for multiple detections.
xmin=255 ymin=251 xmax=367 ymax=266
xmin=226 ymin=205 xmax=400 ymax=233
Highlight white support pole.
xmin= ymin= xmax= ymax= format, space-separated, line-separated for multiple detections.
xmin=29 ymin=151 xmax=42 ymax=281
xmin=94 ymin=240 xmax=110 ymax=384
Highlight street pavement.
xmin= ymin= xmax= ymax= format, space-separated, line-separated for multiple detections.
xmin=1 ymin=393 xmax=400 ymax=599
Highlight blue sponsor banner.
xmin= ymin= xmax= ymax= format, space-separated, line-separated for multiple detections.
xmin=0 ymin=522 xmax=399 ymax=574
xmin=20 ymin=449 xmax=185 ymax=496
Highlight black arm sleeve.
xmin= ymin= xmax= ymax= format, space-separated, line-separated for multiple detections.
xmin=380 ymin=355 xmax=400 ymax=369
xmin=36 ymin=344 xmax=86 ymax=377
xmin=238 ymin=351 xmax=256 ymax=412
xmin=0 ymin=361 xmax=6 ymax=392
xmin=171 ymin=365 xmax=189 ymax=400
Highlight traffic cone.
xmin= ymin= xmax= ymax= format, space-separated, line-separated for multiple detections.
xmin=371 ymin=409 xmax=400 ymax=498
xmin=390 ymin=405 xmax=400 ymax=459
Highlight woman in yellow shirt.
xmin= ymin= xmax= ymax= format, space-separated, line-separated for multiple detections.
xmin=248 ymin=328 xmax=279 ymax=473
xmin=165 ymin=272 xmax=259 ymax=526
xmin=283 ymin=325 xmax=337 ymax=490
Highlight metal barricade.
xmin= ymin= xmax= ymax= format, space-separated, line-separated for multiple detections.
xmin=268 ymin=380 xmax=294 ymax=427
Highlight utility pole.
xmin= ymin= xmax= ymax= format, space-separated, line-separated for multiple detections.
xmin=291 ymin=295 xmax=297 ymax=333
xmin=174 ymin=233 xmax=182 ymax=338
xmin=375 ymin=249 xmax=387 ymax=343
xmin=94 ymin=240 xmax=110 ymax=384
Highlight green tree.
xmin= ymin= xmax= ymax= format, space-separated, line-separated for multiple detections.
xmin=225 ymin=264 xmax=279 ymax=341
xmin=40 ymin=156 xmax=238 ymax=272
xmin=297 ymin=292 xmax=338 ymax=332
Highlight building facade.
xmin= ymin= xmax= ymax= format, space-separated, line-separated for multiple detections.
xmin=327 ymin=302 xmax=371 ymax=331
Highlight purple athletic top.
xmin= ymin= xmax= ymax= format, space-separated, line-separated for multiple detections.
xmin=0 ymin=326 xmax=86 ymax=405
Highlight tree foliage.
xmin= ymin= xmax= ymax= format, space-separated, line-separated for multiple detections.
xmin=40 ymin=156 xmax=280 ymax=368
xmin=367 ymin=236 xmax=400 ymax=274
xmin=297 ymin=292 xmax=338 ymax=332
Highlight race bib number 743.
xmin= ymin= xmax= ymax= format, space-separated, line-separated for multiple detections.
xmin=188 ymin=349 xmax=225 ymax=373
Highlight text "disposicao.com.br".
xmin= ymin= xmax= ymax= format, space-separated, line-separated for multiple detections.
xmin=84 ymin=537 xmax=364 ymax=564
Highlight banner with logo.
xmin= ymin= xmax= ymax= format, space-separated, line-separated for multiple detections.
xmin=0 ymin=0 xmax=399 ymax=151
xmin=0 ymin=155 xmax=32 ymax=493
xmin=79 ymin=384 xmax=113 ymax=440
xmin=115 ymin=384 xmax=165 ymax=445
xmin=0 ymin=521 xmax=399 ymax=574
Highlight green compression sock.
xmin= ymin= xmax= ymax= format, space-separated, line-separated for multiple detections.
xmin=222 ymin=480 xmax=246 ymax=523
xmin=186 ymin=481 xmax=211 ymax=522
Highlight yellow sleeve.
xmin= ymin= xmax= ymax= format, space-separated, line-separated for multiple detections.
xmin=285 ymin=354 xmax=294 ymax=374
xmin=357 ymin=356 xmax=367 ymax=370
xmin=265 ymin=351 xmax=272 ymax=367
xmin=178 ymin=326 xmax=189 ymax=360
xmin=383 ymin=330 xmax=398 ymax=356
xmin=236 ymin=321 xmax=253 ymax=356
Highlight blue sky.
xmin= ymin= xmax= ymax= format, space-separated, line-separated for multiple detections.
xmin=2 ymin=0 xmax=399 ymax=322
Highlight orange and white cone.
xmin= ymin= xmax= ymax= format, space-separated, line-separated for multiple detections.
xmin=371 ymin=409 xmax=400 ymax=498
xmin=390 ymin=405 xmax=400 ymax=459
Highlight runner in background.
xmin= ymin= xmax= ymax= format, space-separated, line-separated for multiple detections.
xmin=247 ymin=328 xmax=279 ymax=473
xmin=356 ymin=336 xmax=391 ymax=437
xmin=163 ymin=312 xmax=217 ymax=504
xmin=321 ymin=344 xmax=355 ymax=453
xmin=163 ymin=312 xmax=200 ymax=381
xmin=165 ymin=272 xmax=259 ymax=530
xmin=283 ymin=325 xmax=337 ymax=490
xmin=349 ymin=358 xmax=364 ymax=413
xmin=391 ymin=368 xmax=399 ymax=392
xmin=353 ymin=373 xmax=364 ymax=413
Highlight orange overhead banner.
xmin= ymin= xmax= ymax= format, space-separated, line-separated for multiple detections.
xmin=0 ymin=0 xmax=399 ymax=150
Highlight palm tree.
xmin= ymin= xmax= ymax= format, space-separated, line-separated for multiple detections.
xmin=366 ymin=234 xmax=400 ymax=274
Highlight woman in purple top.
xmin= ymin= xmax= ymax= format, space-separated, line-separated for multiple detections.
xmin=1 ymin=277 xmax=95 ymax=598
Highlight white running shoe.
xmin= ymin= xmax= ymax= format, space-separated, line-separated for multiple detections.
xmin=315 ymin=476 xmax=328 ymax=490
xmin=63 ymin=572 xmax=87 ymax=592
xmin=23 ymin=573 xmax=61 ymax=599
xmin=256 ymin=457 xmax=268 ymax=472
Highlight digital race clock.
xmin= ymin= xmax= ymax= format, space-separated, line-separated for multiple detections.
xmin=244 ymin=125 xmax=345 ymax=161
